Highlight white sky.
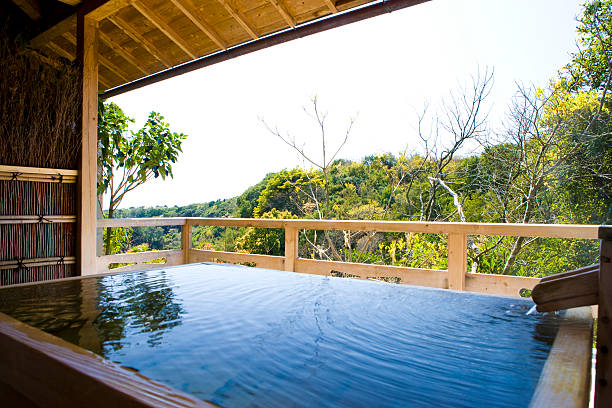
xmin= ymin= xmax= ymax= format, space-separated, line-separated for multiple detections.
xmin=109 ymin=0 xmax=584 ymax=209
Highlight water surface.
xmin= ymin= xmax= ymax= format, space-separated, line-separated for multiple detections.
xmin=0 ymin=263 xmax=564 ymax=407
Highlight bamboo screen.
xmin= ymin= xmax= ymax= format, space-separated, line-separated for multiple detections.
xmin=0 ymin=28 xmax=81 ymax=286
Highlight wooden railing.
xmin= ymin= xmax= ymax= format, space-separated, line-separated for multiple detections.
xmin=95 ymin=218 xmax=601 ymax=297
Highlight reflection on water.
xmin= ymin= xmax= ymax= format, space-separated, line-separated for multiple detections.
xmin=0 ymin=264 xmax=566 ymax=408
xmin=93 ymin=271 xmax=184 ymax=354
xmin=0 ymin=270 xmax=184 ymax=357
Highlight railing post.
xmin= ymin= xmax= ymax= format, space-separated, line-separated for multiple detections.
xmin=181 ymin=220 xmax=192 ymax=265
xmin=284 ymin=225 xmax=298 ymax=272
xmin=596 ymin=226 xmax=612 ymax=407
xmin=448 ymin=233 xmax=467 ymax=291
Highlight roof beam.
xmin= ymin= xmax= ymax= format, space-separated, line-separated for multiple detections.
xmin=56 ymin=0 xmax=82 ymax=5
xmin=86 ymin=0 xmax=129 ymax=21
xmin=268 ymin=0 xmax=295 ymax=28
xmin=103 ymin=0 xmax=431 ymax=98
xmin=46 ymin=41 xmax=74 ymax=61
xmin=99 ymin=31 xmax=149 ymax=76
xmin=98 ymin=75 xmax=112 ymax=89
xmin=324 ymin=0 xmax=338 ymax=13
xmin=216 ymin=0 xmax=259 ymax=39
xmin=64 ymin=32 xmax=130 ymax=82
xmin=107 ymin=14 xmax=173 ymax=68
xmin=168 ymin=0 xmax=227 ymax=50
xmin=29 ymin=14 xmax=76 ymax=48
xmin=131 ymin=0 xmax=197 ymax=59
xmin=98 ymin=54 xmax=130 ymax=82
xmin=11 ymin=0 xmax=41 ymax=21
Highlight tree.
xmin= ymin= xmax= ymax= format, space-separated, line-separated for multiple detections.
xmin=413 ymin=68 xmax=494 ymax=222
xmin=98 ymin=101 xmax=186 ymax=254
xmin=261 ymin=96 xmax=355 ymax=261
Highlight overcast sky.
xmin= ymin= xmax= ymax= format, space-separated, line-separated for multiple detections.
xmin=108 ymin=0 xmax=585 ymax=209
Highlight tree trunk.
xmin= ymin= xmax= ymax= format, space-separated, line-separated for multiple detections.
xmin=104 ymin=208 xmax=114 ymax=255
xmin=501 ymin=236 xmax=525 ymax=275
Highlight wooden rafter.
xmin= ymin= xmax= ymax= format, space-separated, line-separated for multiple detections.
xmin=131 ymin=0 xmax=197 ymax=59
xmin=11 ymin=0 xmax=41 ymax=21
xmin=64 ymin=32 xmax=130 ymax=82
xmin=56 ymin=0 xmax=82 ymax=5
xmin=29 ymin=14 xmax=76 ymax=48
xmin=99 ymin=54 xmax=130 ymax=81
xmin=46 ymin=41 xmax=74 ymax=61
xmin=87 ymin=0 xmax=129 ymax=21
xmin=99 ymin=31 xmax=149 ymax=76
xmin=324 ymin=0 xmax=338 ymax=13
xmin=217 ymin=0 xmax=259 ymax=39
xmin=268 ymin=0 xmax=295 ymax=28
xmin=169 ymin=0 xmax=227 ymax=50
xmin=98 ymin=75 xmax=112 ymax=89
xmin=107 ymin=14 xmax=173 ymax=68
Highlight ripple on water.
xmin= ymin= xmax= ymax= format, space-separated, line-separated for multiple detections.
xmin=0 ymin=263 xmax=565 ymax=408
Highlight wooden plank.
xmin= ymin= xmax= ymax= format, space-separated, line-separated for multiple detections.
xmin=0 ymin=165 xmax=78 ymax=177
xmin=0 ymin=175 xmax=76 ymax=183
xmin=532 ymin=269 xmax=599 ymax=312
xmin=86 ymin=0 xmax=129 ymax=21
xmin=466 ymin=273 xmax=540 ymax=297
xmin=131 ymin=0 xmax=198 ymax=59
xmin=284 ymin=226 xmax=298 ymax=272
xmin=447 ymin=233 xmax=466 ymax=290
xmin=98 ymin=75 xmax=112 ymax=90
xmin=596 ymin=227 xmax=612 ymax=407
xmin=64 ymin=30 xmax=130 ymax=83
xmin=530 ymin=307 xmax=593 ymax=408
xmin=30 ymin=14 xmax=76 ymax=48
xmin=0 ymin=165 xmax=78 ymax=183
xmin=77 ymin=15 xmax=99 ymax=277
xmin=0 ymin=312 xmax=213 ymax=407
xmin=182 ymin=223 xmax=192 ymax=264
xmin=97 ymin=217 xmax=187 ymax=227
xmin=295 ymin=258 xmax=449 ymax=288
xmin=47 ymin=41 xmax=74 ymax=61
xmin=169 ymin=0 xmax=227 ymax=50
xmin=11 ymin=0 xmax=41 ymax=21
xmin=216 ymin=0 xmax=260 ymax=39
xmin=268 ymin=0 xmax=296 ymax=27
xmin=540 ymin=264 xmax=599 ymax=282
xmin=0 ymin=215 xmax=77 ymax=225
xmin=108 ymin=14 xmax=173 ymax=67
xmin=189 ymin=249 xmax=285 ymax=270
xmin=96 ymin=249 xmax=183 ymax=273
xmin=323 ymin=0 xmax=338 ymax=13
xmin=187 ymin=218 xmax=599 ymax=239
xmin=56 ymin=0 xmax=82 ymax=5
xmin=98 ymin=53 xmax=130 ymax=82
xmin=99 ymin=31 xmax=149 ymax=76
xmin=0 ymin=257 xmax=77 ymax=270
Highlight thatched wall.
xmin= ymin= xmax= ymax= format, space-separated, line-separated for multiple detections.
xmin=0 ymin=26 xmax=81 ymax=286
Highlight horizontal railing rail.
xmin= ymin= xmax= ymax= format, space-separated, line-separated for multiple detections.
xmin=95 ymin=217 xmax=602 ymax=297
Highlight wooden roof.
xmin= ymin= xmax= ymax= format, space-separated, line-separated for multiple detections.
xmin=22 ymin=0 xmax=377 ymax=92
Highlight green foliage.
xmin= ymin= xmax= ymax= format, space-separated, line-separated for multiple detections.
xmin=565 ymin=0 xmax=612 ymax=92
xmin=235 ymin=209 xmax=297 ymax=255
xmin=98 ymin=102 xmax=186 ymax=199
xmin=102 ymin=226 xmax=132 ymax=255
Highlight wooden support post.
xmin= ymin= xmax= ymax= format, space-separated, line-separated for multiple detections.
xmin=77 ymin=14 xmax=99 ymax=276
xmin=181 ymin=221 xmax=192 ymax=264
xmin=596 ymin=226 xmax=612 ymax=407
xmin=448 ymin=233 xmax=467 ymax=290
xmin=284 ymin=226 xmax=298 ymax=272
